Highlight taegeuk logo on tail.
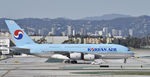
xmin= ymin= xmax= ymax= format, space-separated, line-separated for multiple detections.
xmin=14 ymin=30 xmax=24 ymax=40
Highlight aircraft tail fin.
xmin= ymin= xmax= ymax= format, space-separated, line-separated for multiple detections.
xmin=5 ymin=20 xmax=35 ymax=46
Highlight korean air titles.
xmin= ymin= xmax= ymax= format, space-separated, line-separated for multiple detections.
xmin=88 ymin=48 xmax=117 ymax=52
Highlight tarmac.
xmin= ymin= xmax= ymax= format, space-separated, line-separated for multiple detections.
xmin=0 ymin=49 xmax=150 ymax=77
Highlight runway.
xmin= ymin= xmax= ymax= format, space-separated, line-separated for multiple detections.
xmin=1 ymin=63 xmax=150 ymax=77
xmin=0 ymin=49 xmax=150 ymax=77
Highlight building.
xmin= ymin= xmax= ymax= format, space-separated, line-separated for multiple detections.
xmin=98 ymin=31 xmax=103 ymax=36
xmin=112 ymin=29 xmax=117 ymax=36
xmin=0 ymin=32 xmax=11 ymax=37
xmin=71 ymin=37 xmax=82 ymax=44
xmin=51 ymin=27 xmax=55 ymax=35
xmin=103 ymin=27 xmax=108 ymax=37
xmin=80 ymin=28 xmax=84 ymax=35
xmin=67 ymin=25 xmax=71 ymax=36
xmin=118 ymin=30 xmax=122 ymax=36
xmin=80 ymin=28 xmax=87 ymax=36
xmin=51 ymin=24 xmax=56 ymax=35
xmin=0 ymin=37 xmax=10 ymax=54
xmin=106 ymin=38 xmax=114 ymax=44
xmin=31 ymin=36 xmax=68 ymax=44
xmin=129 ymin=29 xmax=133 ymax=36
xmin=71 ymin=36 xmax=104 ymax=44
xmin=38 ymin=29 xmax=41 ymax=35
xmin=113 ymin=36 xmax=124 ymax=39
xmin=72 ymin=30 xmax=76 ymax=36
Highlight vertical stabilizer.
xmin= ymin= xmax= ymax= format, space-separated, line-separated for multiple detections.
xmin=5 ymin=20 xmax=35 ymax=46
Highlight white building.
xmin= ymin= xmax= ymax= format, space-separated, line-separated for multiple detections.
xmin=103 ymin=27 xmax=108 ymax=36
xmin=67 ymin=25 xmax=71 ymax=36
xmin=118 ymin=30 xmax=122 ymax=36
xmin=80 ymin=28 xmax=84 ymax=35
xmin=112 ymin=29 xmax=117 ymax=36
xmin=48 ymin=26 xmax=55 ymax=36
xmin=129 ymin=29 xmax=133 ymax=36
xmin=31 ymin=36 xmax=68 ymax=44
xmin=0 ymin=37 xmax=10 ymax=54
xmin=51 ymin=27 xmax=55 ymax=35
xmin=98 ymin=31 xmax=103 ymax=36
xmin=72 ymin=30 xmax=76 ymax=36
xmin=113 ymin=36 xmax=123 ymax=39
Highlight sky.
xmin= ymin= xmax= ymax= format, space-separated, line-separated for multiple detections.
xmin=0 ymin=0 xmax=150 ymax=19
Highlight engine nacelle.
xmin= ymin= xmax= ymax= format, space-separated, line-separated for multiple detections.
xmin=51 ymin=54 xmax=69 ymax=60
xmin=70 ymin=53 xmax=81 ymax=60
xmin=84 ymin=54 xmax=95 ymax=61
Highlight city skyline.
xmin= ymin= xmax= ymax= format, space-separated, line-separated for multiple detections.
xmin=0 ymin=15 xmax=149 ymax=37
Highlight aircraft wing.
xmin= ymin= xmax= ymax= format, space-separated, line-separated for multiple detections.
xmin=8 ymin=47 xmax=30 ymax=54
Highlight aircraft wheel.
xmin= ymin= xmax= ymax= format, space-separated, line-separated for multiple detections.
xmin=64 ymin=60 xmax=70 ymax=63
xmin=71 ymin=60 xmax=77 ymax=64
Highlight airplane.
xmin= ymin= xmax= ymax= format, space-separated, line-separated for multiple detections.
xmin=5 ymin=20 xmax=134 ymax=64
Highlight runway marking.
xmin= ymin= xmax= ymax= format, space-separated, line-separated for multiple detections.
xmin=0 ymin=67 xmax=19 ymax=77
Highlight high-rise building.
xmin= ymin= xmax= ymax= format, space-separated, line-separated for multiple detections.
xmin=80 ymin=28 xmax=83 ymax=35
xmin=67 ymin=25 xmax=71 ymax=36
xmin=73 ymin=30 xmax=76 ymax=36
xmin=38 ymin=29 xmax=41 ymax=35
xmin=51 ymin=27 xmax=55 ymax=35
xmin=129 ymin=29 xmax=133 ymax=36
xmin=118 ymin=30 xmax=122 ymax=36
xmin=51 ymin=24 xmax=56 ymax=35
xmin=103 ymin=27 xmax=108 ymax=37
xmin=83 ymin=28 xmax=87 ymax=36
xmin=112 ymin=29 xmax=117 ymax=36
xmin=48 ymin=24 xmax=56 ymax=36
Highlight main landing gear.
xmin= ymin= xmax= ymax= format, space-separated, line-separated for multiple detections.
xmin=124 ymin=58 xmax=127 ymax=63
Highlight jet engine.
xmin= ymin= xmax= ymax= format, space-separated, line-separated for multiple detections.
xmin=84 ymin=54 xmax=95 ymax=61
xmin=51 ymin=54 xmax=69 ymax=60
xmin=70 ymin=53 xmax=82 ymax=60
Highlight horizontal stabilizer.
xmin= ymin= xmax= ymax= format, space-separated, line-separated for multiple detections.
xmin=9 ymin=47 xmax=30 ymax=54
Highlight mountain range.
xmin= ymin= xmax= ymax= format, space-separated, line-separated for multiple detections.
xmin=81 ymin=14 xmax=131 ymax=20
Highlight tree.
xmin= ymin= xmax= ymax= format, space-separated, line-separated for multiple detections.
xmin=33 ymin=36 xmax=47 ymax=44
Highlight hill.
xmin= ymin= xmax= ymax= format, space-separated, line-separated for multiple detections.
xmin=0 ymin=15 xmax=150 ymax=37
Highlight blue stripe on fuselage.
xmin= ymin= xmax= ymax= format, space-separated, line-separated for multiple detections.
xmin=20 ymin=44 xmax=132 ymax=53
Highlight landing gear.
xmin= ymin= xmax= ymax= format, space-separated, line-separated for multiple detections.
xmin=124 ymin=58 xmax=127 ymax=63
xmin=71 ymin=60 xmax=77 ymax=64
xmin=63 ymin=60 xmax=70 ymax=63
xmin=63 ymin=60 xmax=77 ymax=64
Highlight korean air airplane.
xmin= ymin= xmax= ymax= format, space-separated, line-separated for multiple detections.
xmin=5 ymin=20 xmax=134 ymax=64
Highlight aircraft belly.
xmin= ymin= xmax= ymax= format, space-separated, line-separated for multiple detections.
xmin=99 ymin=53 xmax=134 ymax=59
xmin=32 ymin=51 xmax=134 ymax=59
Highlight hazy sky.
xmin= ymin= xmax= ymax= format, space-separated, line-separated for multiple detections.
xmin=0 ymin=0 xmax=150 ymax=19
